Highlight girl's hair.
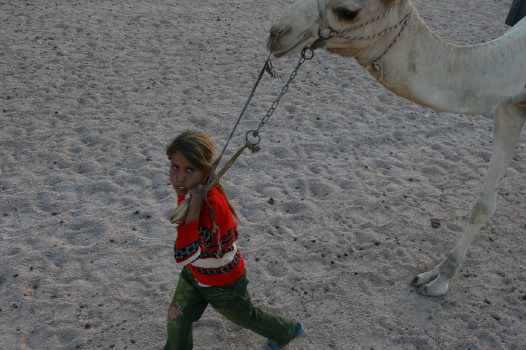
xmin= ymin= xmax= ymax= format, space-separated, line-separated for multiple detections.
xmin=166 ymin=129 xmax=238 ymax=221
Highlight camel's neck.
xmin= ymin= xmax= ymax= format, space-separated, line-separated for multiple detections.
xmin=357 ymin=2 xmax=526 ymax=114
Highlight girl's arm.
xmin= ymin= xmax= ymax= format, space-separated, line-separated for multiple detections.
xmin=185 ymin=187 xmax=204 ymax=222
xmin=173 ymin=187 xmax=205 ymax=265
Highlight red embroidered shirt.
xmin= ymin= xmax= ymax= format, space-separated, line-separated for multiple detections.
xmin=174 ymin=186 xmax=244 ymax=286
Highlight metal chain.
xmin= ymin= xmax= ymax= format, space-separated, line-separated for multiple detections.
xmin=211 ymin=53 xmax=273 ymax=177
xmin=246 ymin=47 xmax=315 ymax=146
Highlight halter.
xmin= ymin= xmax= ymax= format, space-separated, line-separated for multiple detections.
xmin=313 ymin=0 xmax=411 ymax=72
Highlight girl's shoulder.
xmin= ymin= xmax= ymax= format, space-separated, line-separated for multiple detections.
xmin=207 ymin=186 xmax=227 ymax=205
xmin=205 ymin=186 xmax=236 ymax=229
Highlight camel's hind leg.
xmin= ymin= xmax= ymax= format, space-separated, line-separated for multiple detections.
xmin=412 ymin=104 xmax=525 ymax=296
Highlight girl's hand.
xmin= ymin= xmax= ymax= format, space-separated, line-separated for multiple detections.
xmin=185 ymin=185 xmax=206 ymax=222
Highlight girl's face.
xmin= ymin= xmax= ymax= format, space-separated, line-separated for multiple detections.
xmin=169 ymin=150 xmax=209 ymax=196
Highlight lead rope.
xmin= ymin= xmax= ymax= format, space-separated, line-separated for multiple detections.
xmin=170 ymin=48 xmax=316 ymax=224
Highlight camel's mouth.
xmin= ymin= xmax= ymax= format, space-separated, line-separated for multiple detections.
xmin=269 ymin=39 xmax=305 ymax=58
xmin=267 ymin=31 xmax=313 ymax=58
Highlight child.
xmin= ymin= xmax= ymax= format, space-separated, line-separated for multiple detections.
xmin=164 ymin=129 xmax=303 ymax=350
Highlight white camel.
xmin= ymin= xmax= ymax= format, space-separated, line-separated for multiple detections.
xmin=267 ymin=0 xmax=526 ymax=296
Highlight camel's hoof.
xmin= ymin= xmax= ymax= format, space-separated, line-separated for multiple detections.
xmin=411 ymin=276 xmax=422 ymax=287
xmin=417 ymin=282 xmax=448 ymax=297
xmin=412 ymin=270 xmax=448 ymax=296
xmin=412 ymin=270 xmax=437 ymax=287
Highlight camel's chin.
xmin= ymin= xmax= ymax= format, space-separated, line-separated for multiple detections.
xmin=270 ymin=42 xmax=305 ymax=58
xmin=269 ymin=49 xmax=290 ymax=58
xmin=268 ymin=35 xmax=311 ymax=58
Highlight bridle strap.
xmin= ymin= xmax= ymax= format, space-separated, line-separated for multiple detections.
xmin=315 ymin=0 xmax=405 ymax=43
xmin=313 ymin=0 xmax=411 ymax=71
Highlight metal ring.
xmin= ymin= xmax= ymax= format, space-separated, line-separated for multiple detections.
xmin=301 ymin=47 xmax=315 ymax=60
xmin=245 ymin=130 xmax=261 ymax=146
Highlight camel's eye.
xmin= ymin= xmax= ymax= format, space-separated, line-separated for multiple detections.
xmin=334 ymin=7 xmax=360 ymax=21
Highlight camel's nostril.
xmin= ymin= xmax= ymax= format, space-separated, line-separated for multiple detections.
xmin=267 ymin=31 xmax=283 ymax=50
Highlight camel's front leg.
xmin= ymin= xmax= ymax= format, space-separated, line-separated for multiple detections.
xmin=412 ymin=106 xmax=525 ymax=296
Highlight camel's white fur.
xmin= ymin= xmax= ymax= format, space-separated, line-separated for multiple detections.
xmin=267 ymin=0 xmax=526 ymax=296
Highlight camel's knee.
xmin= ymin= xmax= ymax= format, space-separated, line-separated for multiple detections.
xmin=469 ymin=198 xmax=495 ymax=225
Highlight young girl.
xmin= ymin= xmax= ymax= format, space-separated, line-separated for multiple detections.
xmin=164 ymin=130 xmax=303 ymax=350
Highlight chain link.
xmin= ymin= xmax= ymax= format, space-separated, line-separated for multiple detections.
xmin=246 ymin=47 xmax=315 ymax=146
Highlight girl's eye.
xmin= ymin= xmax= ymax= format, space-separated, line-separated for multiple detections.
xmin=186 ymin=167 xmax=195 ymax=173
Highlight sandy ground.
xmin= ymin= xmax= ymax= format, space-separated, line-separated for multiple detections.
xmin=1 ymin=0 xmax=525 ymax=349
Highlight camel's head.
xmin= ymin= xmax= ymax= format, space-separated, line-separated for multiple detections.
xmin=267 ymin=0 xmax=401 ymax=58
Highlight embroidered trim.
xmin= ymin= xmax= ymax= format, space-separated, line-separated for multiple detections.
xmin=174 ymin=241 xmax=199 ymax=261
xmin=192 ymin=251 xmax=241 ymax=275
xmin=198 ymin=227 xmax=239 ymax=257
xmin=191 ymin=245 xmax=238 ymax=268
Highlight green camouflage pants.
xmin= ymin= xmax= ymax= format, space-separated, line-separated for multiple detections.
xmin=164 ymin=267 xmax=297 ymax=350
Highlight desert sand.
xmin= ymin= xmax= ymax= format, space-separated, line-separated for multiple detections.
xmin=1 ymin=0 xmax=525 ymax=349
